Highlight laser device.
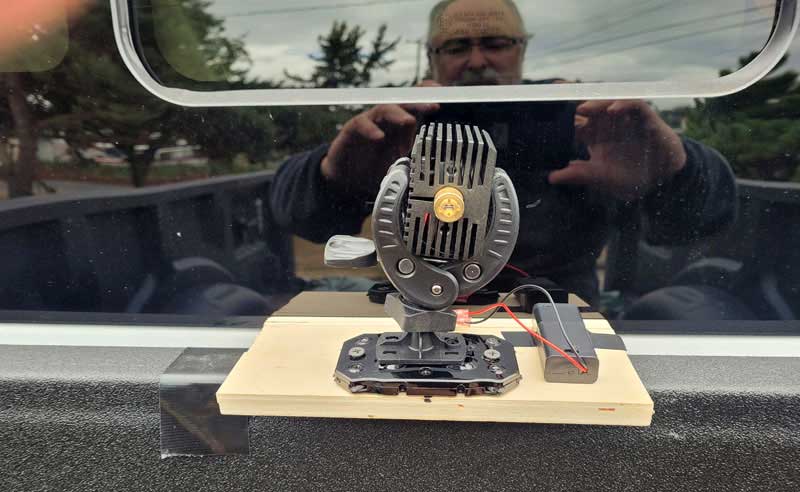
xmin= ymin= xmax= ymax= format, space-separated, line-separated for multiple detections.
xmin=325 ymin=122 xmax=525 ymax=395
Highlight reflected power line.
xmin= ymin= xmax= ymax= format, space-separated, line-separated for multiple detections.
xmin=538 ymin=0 xmax=688 ymax=51
xmin=533 ymin=16 xmax=773 ymax=71
xmin=540 ymin=4 xmax=772 ymax=57
xmin=223 ymin=0 xmax=427 ymax=18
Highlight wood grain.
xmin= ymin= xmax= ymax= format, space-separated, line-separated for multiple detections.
xmin=273 ymin=291 xmax=590 ymax=317
xmin=217 ymin=293 xmax=653 ymax=426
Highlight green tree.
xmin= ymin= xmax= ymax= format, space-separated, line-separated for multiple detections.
xmin=1 ymin=73 xmax=39 ymax=197
xmin=270 ymin=21 xmax=403 ymax=162
xmin=685 ymin=52 xmax=800 ymax=181
xmin=285 ymin=21 xmax=400 ymax=88
xmin=0 ymin=0 xmax=273 ymax=194
xmin=150 ymin=0 xmax=251 ymax=84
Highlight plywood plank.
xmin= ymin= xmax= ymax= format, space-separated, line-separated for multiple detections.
xmin=217 ymin=293 xmax=652 ymax=426
xmin=273 ymin=291 xmax=590 ymax=317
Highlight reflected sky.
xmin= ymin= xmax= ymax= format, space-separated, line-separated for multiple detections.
xmin=191 ymin=0 xmax=780 ymax=86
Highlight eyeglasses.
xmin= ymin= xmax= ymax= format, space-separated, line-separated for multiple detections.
xmin=430 ymin=36 xmax=527 ymax=57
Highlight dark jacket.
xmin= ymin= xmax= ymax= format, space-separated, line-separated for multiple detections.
xmin=269 ymin=102 xmax=737 ymax=302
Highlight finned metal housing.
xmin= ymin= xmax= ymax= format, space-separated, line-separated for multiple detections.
xmin=372 ymin=125 xmax=519 ymax=310
xmin=404 ymin=123 xmax=496 ymax=262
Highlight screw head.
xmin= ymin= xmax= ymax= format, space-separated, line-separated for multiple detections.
xmin=485 ymin=337 xmax=500 ymax=347
xmin=348 ymin=347 xmax=366 ymax=360
xmin=431 ymin=284 xmax=443 ymax=296
xmin=419 ymin=368 xmax=433 ymax=377
xmin=483 ymin=348 xmax=501 ymax=362
xmin=347 ymin=363 xmax=363 ymax=374
xmin=397 ymin=258 xmax=415 ymax=275
xmin=355 ymin=337 xmax=370 ymax=346
xmin=463 ymin=263 xmax=482 ymax=280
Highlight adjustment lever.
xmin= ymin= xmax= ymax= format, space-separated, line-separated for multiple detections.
xmin=324 ymin=235 xmax=377 ymax=268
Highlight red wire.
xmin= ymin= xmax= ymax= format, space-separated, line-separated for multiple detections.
xmin=504 ymin=263 xmax=531 ymax=277
xmin=468 ymin=302 xmax=588 ymax=374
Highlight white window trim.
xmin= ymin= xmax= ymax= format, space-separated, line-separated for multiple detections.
xmin=3 ymin=321 xmax=800 ymax=357
xmin=110 ymin=0 xmax=799 ymax=107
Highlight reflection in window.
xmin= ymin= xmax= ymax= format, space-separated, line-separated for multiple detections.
xmin=0 ymin=0 xmax=798 ymax=326
xmin=143 ymin=0 xmax=778 ymax=88
xmin=0 ymin=3 xmax=71 ymax=73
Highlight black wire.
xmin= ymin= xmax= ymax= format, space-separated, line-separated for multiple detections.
xmin=470 ymin=284 xmax=532 ymax=324
xmin=472 ymin=284 xmax=587 ymax=368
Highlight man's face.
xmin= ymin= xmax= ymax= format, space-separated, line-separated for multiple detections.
xmin=429 ymin=0 xmax=526 ymax=86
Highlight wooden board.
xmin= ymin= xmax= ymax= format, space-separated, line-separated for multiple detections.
xmin=217 ymin=293 xmax=653 ymax=426
xmin=274 ymin=291 xmax=603 ymax=319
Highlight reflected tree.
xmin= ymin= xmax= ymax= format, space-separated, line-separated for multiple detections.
xmin=685 ymin=52 xmax=800 ymax=181
xmin=1 ymin=5 xmax=405 ymax=197
xmin=285 ymin=21 xmax=400 ymax=88
xmin=1 ymin=74 xmax=37 ymax=197
xmin=272 ymin=21 xmax=405 ymax=158
xmin=0 ymin=11 xmax=72 ymax=197
xmin=150 ymin=0 xmax=251 ymax=84
xmin=0 ymin=0 xmax=274 ymax=193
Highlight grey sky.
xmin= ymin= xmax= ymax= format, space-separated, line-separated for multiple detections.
xmin=198 ymin=1 xmax=778 ymax=78
xmin=159 ymin=0 xmax=797 ymax=108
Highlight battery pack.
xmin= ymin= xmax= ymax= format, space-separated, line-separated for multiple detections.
xmin=533 ymin=303 xmax=599 ymax=384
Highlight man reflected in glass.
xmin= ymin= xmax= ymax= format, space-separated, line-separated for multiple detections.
xmin=270 ymin=0 xmax=736 ymax=304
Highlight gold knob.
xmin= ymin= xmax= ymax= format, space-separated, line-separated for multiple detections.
xmin=433 ymin=186 xmax=465 ymax=223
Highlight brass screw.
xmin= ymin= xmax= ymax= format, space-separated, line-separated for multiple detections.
xmin=433 ymin=186 xmax=465 ymax=223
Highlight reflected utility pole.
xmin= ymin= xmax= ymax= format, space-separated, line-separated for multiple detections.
xmin=406 ymin=38 xmax=423 ymax=84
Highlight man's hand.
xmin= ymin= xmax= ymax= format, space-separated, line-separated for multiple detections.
xmin=548 ymin=100 xmax=687 ymax=201
xmin=321 ymin=102 xmax=440 ymax=194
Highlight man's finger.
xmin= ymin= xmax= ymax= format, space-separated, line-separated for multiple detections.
xmin=417 ymin=79 xmax=442 ymax=87
xmin=371 ymin=104 xmax=417 ymax=127
xmin=574 ymin=120 xmax=602 ymax=145
xmin=400 ymin=80 xmax=443 ymax=115
xmin=349 ymin=114 xmax=386 ymax=141
xmin=400 ymin=102 xmax=441 ymax=117
xmin=548 ymin=161 xmax=600 ymax=187
xmin=576 ymin=100 xmax=615 ymax=116
xmin=607 ymin=100 xmax=648 ymax=116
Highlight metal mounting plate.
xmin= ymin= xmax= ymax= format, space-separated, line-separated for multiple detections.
xmin=334 ymin=333 xmax=522 ymax=396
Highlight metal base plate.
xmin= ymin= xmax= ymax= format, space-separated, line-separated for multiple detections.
xmin=376 ymin=332 xmax=466 ymax=365
xmin=334 ymin=333 xmax=521 ymax=396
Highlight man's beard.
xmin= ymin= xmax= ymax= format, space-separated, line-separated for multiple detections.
xmin=452 ymin=67 xmax=505 ymax=86
xmin=452 ymin=67 xmax=519 ymax=86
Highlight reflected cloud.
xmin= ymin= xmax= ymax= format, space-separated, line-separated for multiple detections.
xmin=146 ymin=0 xmax=796 ymax=102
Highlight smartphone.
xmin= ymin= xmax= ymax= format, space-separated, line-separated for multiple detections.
xmin=421 ymin=100 xmax=579 ymax=174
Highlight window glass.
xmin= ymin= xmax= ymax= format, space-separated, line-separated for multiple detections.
xmin=0 ymin=0 xmax=798 ymax=329
xmin=141 ymin=0 xmax=779 ymax=89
